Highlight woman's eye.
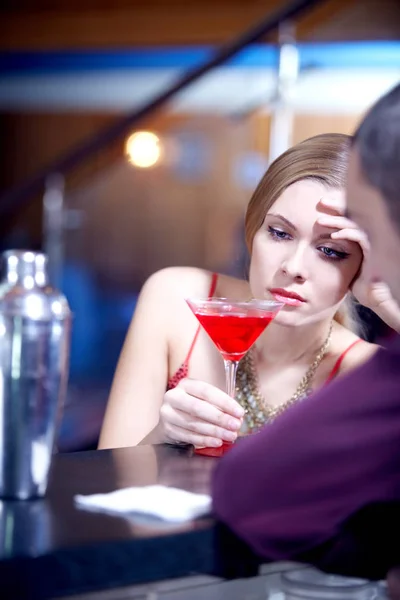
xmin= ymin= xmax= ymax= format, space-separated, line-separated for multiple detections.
xmin=319 ymin=246 xmax=350 ymax=261
xmin=268 ymin=226 xmax=291 ymax=241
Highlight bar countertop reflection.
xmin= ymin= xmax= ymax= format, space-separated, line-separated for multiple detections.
xmin=0 ymin=444 xmax=260 ymax=599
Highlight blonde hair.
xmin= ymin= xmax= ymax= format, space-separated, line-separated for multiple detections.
xmin=245 ymin=133 xmax=358 ymax=331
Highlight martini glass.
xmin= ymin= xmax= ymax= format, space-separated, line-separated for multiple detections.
xmin=186 ymin=297 xmax=283 ymax=455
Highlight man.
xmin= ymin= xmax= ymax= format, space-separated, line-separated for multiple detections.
xmin=212 ymin=83 xmax=400 ymax=582
xmin=348 ymin=85 xmax=400 ymax=306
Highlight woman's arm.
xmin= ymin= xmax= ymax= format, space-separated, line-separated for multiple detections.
xmin=98 ymin=268 xmax=175 ymax=449
xmin=99 ymin=266 xmax=244 ymax=450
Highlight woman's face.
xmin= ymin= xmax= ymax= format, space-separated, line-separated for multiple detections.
xmin=249 ymin=179 xmax=363 ymax=327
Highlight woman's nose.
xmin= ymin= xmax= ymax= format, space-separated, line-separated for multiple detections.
xmin=281 ymin=245 xmax=308 ymax=281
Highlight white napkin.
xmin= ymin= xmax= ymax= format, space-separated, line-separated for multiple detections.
xmin=74 ymin=485 xmax=212 ymax=523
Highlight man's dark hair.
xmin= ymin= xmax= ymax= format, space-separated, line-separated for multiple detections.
xmin=354 ymin=83 xmax=400 ymax=223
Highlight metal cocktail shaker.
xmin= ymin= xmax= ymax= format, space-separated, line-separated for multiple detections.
xmin=0 ymin=250 xmax=72 ymax=499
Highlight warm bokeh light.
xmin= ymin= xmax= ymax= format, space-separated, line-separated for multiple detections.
xmin=125 ymin=131 xmax=162 ymax=168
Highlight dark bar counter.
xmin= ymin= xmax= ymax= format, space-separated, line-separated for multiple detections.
xmin=0 ymin=444 xmax=260 ymax=599
xmin=1 ymin=442 xmax=398 ymax=599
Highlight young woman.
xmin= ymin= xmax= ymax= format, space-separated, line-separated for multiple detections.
xmin=99 ymin=133 xmax=399 ymax=450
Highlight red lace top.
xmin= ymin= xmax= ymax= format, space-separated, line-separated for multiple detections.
xmin=166 ymin=272 xmax=362 ymax=391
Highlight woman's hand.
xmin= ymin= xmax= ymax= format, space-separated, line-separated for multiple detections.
xmin=160 ymin=379 xmax=244 ymax=448
xmin=318 ymin=197 xmax=400 ymax=332
xmin=317 ymin=195 xmax=370 ymax=260
xmin=353 ymin=278 xmax=400 ymax=332
xmin=317 ymin=196 xmax=370 ymax=305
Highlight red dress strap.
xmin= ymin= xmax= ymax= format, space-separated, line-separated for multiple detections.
xmin=208 ymin=271 xmax=218 ymax=298
xmin=166 ymin=273 xmax=218 ymax=390
xmin=326 ymin=339 xmax=363 ymax=384
xmin=183 ymin=272 xmax=218 ymax=364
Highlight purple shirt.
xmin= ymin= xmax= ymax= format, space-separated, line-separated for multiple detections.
xmin=212 ymin=335 xmax=400 ymax=562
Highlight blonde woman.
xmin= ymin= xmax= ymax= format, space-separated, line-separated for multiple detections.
xmin=99 ymin=133 xmax=398 ymax=450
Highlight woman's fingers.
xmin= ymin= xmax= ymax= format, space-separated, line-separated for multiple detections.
xmin=160 ymin=380 xmax=244 ymax=446
xmin=166 ymin=385 xmax=242 ymax=431
xmin=317 ymin=212 xmax=369 ymax=252
xmin=318 ymin=206 xmax=371 ymax=258
xmin=363 ymin=280 xmax=396 ymax=310
xmin=162 ymin=422 xmax=225 ymax=448
xmin=318 ymin=196 xmax=346 ymax=214
xmin=369 ymin=280 xmax=393 ymax=303
xmin=317 ymin=215 xmax=358 ymax=230
xmin=179 ymin=379 xmax=244 ymax=419
xmin=331 ymin=228 xmax=370 ymax=252
xmin=161 ymin=403 xmax=238 ymax=443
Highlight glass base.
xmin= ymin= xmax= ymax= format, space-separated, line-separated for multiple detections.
xmin=194 ymin=441 xmax=234 ymax=457
xmin=281 ymin=567 xmax=376 ymax=599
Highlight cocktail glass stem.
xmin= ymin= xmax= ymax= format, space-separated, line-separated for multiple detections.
xmin=224 ymin=359 xmax=239 ymax=398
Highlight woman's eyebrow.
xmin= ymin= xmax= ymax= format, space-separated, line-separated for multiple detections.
xmin=267 ymin=213 xmax=297 ymax=230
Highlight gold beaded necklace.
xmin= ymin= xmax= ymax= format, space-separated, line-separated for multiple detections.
xmin=235 ymin=322 xmax=333 ymax=433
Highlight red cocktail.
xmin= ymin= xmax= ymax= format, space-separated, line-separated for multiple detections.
xmin=194 ymin=312 xmax=275 ymax=362
xmin=186 ymin=297 xmax=282 ymax=456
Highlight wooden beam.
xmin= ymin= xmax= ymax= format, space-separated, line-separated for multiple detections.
xmin=0 ymin=0 xmax=358 ymax=49
xmin=3 ymin=0 xmax=397 ymax=49
xmin=0 ymin=4 xmax=285 ymax=49
xmin=299 ymin=0 xmax=400 ymax=41
xmin=295 ymin=0 xmax=350 ymax=39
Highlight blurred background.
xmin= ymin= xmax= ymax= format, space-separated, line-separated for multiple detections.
xmin=0 ymin=0 xmax=399 ymax=451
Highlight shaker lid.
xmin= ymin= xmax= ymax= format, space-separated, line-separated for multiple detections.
xmin=0 ymin=250 xmax=71 ymax=320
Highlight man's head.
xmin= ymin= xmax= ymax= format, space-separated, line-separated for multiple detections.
xmin=346 ymin=83 xmax=400 ymax=302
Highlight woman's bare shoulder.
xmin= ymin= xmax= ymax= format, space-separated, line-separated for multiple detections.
xmin=216 ymin=273 xmax=251 ymax=299
xmin=343 ymin=339 xmax=379 ymax=368
xmin=143 ymin=267 xmax=250 ymax=299
xmin=142 ymin=266 xmax=209 ymax=296
xmin=331 ymin=324 xmax=380 ymax=373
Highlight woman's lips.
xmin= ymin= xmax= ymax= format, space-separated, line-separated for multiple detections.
xmin=269 ymin=289 xmax=306 ymax=307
